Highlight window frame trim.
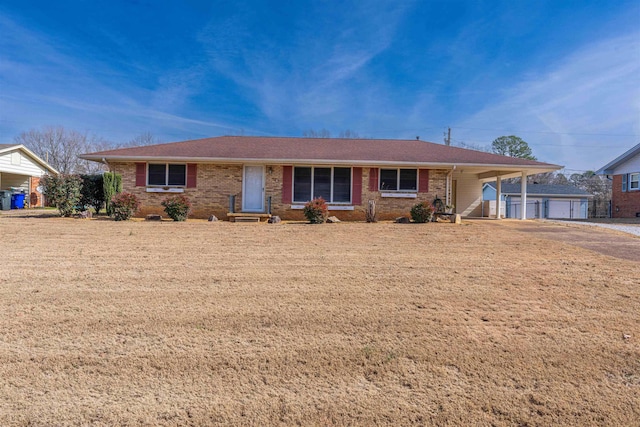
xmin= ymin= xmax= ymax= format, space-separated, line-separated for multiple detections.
xmin=291 ymin=165 xmax=353 ymax=204
xmin=629 ymin=172 xmax=639 ymax=191
xmin=147 ymin=162 xmax=188 ymax=187
xmin=378 ymin=167 xmax=419 ymax=192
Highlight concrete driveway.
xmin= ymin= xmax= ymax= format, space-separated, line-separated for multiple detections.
xmin=485 ymin=219 xmax=640 ymax=262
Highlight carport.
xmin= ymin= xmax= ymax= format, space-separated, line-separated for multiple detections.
xmin=0 ymin=144 xmax=58 ymax=209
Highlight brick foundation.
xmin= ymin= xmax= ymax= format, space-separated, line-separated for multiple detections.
xmin=110 ymin=163 xmax=451 ymax=221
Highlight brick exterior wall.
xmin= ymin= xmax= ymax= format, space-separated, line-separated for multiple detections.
xmin=111 ymin=162 xmax=450 ymax=220
xmin=29 ymin=176 xmax=42 ymax=207
xmin=612 ymin=174 xmax=640 ymax=218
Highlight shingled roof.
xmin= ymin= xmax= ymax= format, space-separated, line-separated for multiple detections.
xmin=82 ymin=136 xmax=560 ymax=170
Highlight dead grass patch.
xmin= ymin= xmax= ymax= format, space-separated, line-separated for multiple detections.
xmin=0 ymin=215 xmax=638 ymax=425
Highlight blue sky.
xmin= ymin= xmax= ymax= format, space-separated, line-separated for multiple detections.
xmin=1 ymin=0 xmax=638 ymax=172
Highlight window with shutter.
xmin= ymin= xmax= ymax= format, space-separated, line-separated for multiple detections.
xmin=291 ymin=166 xmax=353 ymax=203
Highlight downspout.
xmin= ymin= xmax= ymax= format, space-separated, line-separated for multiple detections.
xmin=446 ymin=165 xmax=456 ymax=207
xmin=606 ymin=174 xmax=613 ymax=218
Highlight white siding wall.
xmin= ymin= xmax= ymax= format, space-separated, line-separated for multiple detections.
xmin=614 ymin=153 xmax=640 ymax=175
xmin=482 ymin=200 xmax=506 ymax=217
xmin=0 ymin=149 xmax=47 ymax=176
xmin=453 ymin=172 xmax=483 ymax=217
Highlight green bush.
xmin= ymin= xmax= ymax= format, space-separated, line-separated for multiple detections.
xmin=103 ymin=171 xmax=122 ymax=216
xmin=110 ymin=192 xmax=140 ymax=221
xmin=161 ymin=194 xmax=192 ymax=221
xmin=79 ymin=174 xmax=104 ymax=214
xmin=303 ymin=197 xmax=328 ymax=224
xmin=40 ymin=173 xmax=83 ymax=217
xmin=410 ymin=201 xmax=434 ymax=223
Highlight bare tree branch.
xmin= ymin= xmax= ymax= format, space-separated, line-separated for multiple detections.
xmin=14 ymin=126 xmax=109 ymax=174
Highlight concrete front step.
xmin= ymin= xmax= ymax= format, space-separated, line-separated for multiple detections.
xmin=233 ymin=216 xmax=261 ymax=223
xmin=227 ymin=213 xmax=272 ymax=223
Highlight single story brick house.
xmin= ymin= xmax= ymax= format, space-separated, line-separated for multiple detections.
xmin=597 ymin=143 xmax=640 ymax=218
xmin=81 ymin=136 xmax=561 ymax=220
xmin=0 ymin=144 xmax=58 ymax=209
xmin=483 ymin=182 xmax=592 ymax=219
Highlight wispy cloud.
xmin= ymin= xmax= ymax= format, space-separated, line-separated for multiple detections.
xmin=196 ymin=2 xmax=413 ymax=129
xmin=0 ymin=12 xmax=243 ymax=142
xmin=453 ymin=31 xmax=640 ymax=170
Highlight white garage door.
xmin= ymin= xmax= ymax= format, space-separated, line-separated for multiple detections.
xmin=548 ymin=199 xmax=587 ymax=219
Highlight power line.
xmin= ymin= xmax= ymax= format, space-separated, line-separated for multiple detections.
xmin=449 ymin=126 xmax=638 ymax=137
xmin=452 ymin=138 xmax=634 ymax=149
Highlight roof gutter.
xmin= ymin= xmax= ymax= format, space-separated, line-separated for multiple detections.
xmin=79 ymin=155 xmax=559 ymax=171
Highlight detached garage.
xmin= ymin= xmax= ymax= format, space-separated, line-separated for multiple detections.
xmin=0 ymin=144 xmax=58 ymax=209
xmin=483 ymin=183 xmax=592 ymax=219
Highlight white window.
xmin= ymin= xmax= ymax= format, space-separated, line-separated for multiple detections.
xmin=379 ymin=168 xmax=417 ymax=191
xmin=148 ymin=163 xmax=186 ymax=186
xmin=630 ymin=173 xmax=639 ymax=190
xmin=293 ymin=167 xmax=351 ymax=203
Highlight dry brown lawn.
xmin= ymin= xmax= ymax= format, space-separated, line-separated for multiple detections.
xmin=0 ymin=213 xmax=638 ymax=426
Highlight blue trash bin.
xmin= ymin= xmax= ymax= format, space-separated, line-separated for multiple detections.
xmin=11 ymin=193 xmax=25 ymax=209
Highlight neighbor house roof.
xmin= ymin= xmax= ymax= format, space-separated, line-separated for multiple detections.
xmin=0 ymin=144 xmax=59 ymax=174
xmin=596 ymin=143 xmax=640 ymax=175
xmin=81 ymin=136 xmax=560 ymax=172
xmin=485 ymin=182 xmax=592 ymax=197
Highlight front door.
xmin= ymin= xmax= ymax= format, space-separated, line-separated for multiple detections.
xmin=242 ymin=165 xmax=264 ymax=212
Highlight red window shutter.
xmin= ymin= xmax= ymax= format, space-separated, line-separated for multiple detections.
xmin=135 ymin=163 xmax=146 ymax=186
xmin=282 ymin=166 xmax=292 ymax=203
xmin=368 ymin=168 xmax=379 ymax=191
xmin=352 ymin=167 xmax=362 ymax=205
xmin=186 ymin=163 xmax=197 ymax=188
xmin=418 ymin=169 xmax=429 ymax=193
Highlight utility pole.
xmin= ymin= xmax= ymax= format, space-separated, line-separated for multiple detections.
xmin=444 ymin=127 xmax=451 ymax=146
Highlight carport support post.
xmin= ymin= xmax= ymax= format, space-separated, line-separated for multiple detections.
xmin=496 ymin=177 xmax=502 ymax=219
xmin=520 ymin=172 xmax=528 ymax=220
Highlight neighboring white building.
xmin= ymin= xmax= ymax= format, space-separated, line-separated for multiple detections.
xmin=0 ymin=144 xmax=58 ymax=208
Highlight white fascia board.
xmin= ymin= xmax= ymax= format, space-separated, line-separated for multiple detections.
xmin=80 ymin=155 xmax=457 ymax=167
xmin=0 ymin=145 xmax=18 ymax=155
xmin=596 ymin=143 xmax=640 ymax=175
xmin=2 ymin=144 xmax=59 ymax=175
xmin=80 ymin=155 xmax=561 ymax=171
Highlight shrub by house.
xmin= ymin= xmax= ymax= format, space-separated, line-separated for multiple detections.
xmin=161 ymin=194 xmax=192 ymax=221
xmin=110 ymin=192 xmax=141 ymax=221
